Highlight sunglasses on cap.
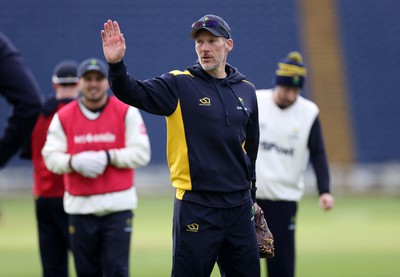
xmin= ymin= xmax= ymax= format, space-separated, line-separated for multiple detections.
xmin=191 ymin=19 xmax=230 ymax=39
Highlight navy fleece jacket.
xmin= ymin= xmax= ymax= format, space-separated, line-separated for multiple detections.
xmin=108 ymin=61 xmax=259 ymax=207
xmin=0 ymin=32 xmax=42 ymax=168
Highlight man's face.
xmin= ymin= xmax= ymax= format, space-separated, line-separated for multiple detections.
xmin=194 ymin=30 xmax=233 ymax=77
xmin=79 ymin=71 xmax=109 ymax=105
xmin=53 ymin=82 xmax=80 ymax=100
xmin=274 ymin=85 xmax=301 ymax=108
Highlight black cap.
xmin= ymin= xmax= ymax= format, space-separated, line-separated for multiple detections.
xmin=189 ymin=14 xmax=231 ymax=39
xmin=52 ymin=60 xmax=79 ymax=84
xmin=78 ymin=58 xmax=108 ymax=78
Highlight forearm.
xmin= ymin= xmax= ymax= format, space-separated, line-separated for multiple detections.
xmin=43 ymin=151 xmax=72 ymax=174
xmin=108 ymin=60 xmax=141 ymax=106
xmin=109 ymin=146 xmax=150 ymax=168
xmin=311 ymin=153 xmax=330 ymax=194
xmin=308 ymin=117 xmax=330 ymax=194
xmin=110 ymin=107 xmax=151 ymax=168
xmin=0 ymin=50 xmax=42 ymax=166
xmin=0 ymin=112 xmax=39 ymax=167
xmin=41 ymin=114 xmax=72 ymax=174
xmin=247 ymin=102 xmax=260 ymax=201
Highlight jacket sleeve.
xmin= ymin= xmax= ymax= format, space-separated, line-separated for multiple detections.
xmin=19 ymin=97 xmax=59 ymax=160
xmin=108 ymin=106 xmax=151 ymax=168
xmin=0 ymin=32 xmax=42 ymax=168
xmin=244 ymin=92 xmax=260 ymax=201
xmin=41 ymin=113 xmax=73 ymax=174
xmin=108 ymin=60 xmax=179 ymax=116
xmin=308 ymin=116 xmax=330 ymax=195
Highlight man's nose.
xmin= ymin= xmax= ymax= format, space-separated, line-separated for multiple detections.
xmin=201 ymin=43 xmax=210 ymax=51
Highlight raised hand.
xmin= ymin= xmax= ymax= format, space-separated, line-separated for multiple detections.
xmin=101 ymin=19 xmax=126 ymax=64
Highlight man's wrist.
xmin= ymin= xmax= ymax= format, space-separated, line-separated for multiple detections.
xmin=68 ymin=155 xmax=74 ymax=171
xmin=105 ymin=150 xmax=111 ymax=165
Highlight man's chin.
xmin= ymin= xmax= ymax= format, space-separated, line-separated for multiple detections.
xmin=200 ymin=63 xmax=215 ymax=72
xmin=85 ymin=96 xmax=104 ymax=104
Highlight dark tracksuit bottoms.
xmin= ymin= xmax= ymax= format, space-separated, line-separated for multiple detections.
xmin=35 ymin=197 xmax=70 ymax=277
xmin=172 ymin=198 xmax=260 ymax=277
xmin=257 ymin=199 xmax=297 ymax=277
xmin=69 ymin=210 xmax=133 ymax=277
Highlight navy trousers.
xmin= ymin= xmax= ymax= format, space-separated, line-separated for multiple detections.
xmin=172 ymin=198 xmax=260 ymax=277
xmin=69 ymin=210 xmax=133 ymax=277
xmin=257 ymin=199 xmax=297 ymax=277
xmin=35 ymin=197 xmax=70 ymax=277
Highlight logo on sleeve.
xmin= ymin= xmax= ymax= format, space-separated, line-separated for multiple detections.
xmin=69 ymin=225 xmax=76 ymax=235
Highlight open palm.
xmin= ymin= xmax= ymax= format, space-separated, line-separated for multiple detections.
xmin=101 ymin=19 xmax=126 ymax=63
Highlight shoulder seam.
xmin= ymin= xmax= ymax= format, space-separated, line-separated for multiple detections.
xmin=242 ymin=79 xmax=255 ymax=88
xmin=169 ymin=70 xmax=193 ymax=77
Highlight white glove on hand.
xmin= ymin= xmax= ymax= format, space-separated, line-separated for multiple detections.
xmin=70 ymin=151 xmax=108 ymax=178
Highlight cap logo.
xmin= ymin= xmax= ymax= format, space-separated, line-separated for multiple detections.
xmin=78 ymin=58 xmax=107 ymax=78
xmin=85 ymin=59 xmax=102 ymax=72
xmin=276 ymin=63 xmax=307 ymax=77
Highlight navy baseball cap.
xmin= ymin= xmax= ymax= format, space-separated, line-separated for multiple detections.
xmin=189 ymin=14 xmax=231 ymax=39
xmin=52 ymin=60 xmax=79 ymax=84
xmin=78 ymin=58 xmax=108 ymax=78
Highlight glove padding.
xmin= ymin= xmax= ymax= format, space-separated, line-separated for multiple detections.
xmin=70 ymin=151 xmax=108 ymax=178
xmin=253 ymin=202 xmax=275 ymax=259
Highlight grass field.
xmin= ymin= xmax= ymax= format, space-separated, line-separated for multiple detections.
xmin=0 ymin=193 xmax=399 ymax=276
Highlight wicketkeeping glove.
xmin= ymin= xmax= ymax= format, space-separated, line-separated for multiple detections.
xmin=253 ymin=202 xmax=275 ymax=259
xmin=70 ymin=151 xmax=108 ymax=178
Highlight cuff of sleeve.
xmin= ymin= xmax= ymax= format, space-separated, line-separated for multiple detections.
xmin=105 ymin=150 xmax=112 ymax=165
xmin=67 ymin=155 xmax=74 ymax=173
xmin=108 ymin=60 xmax=127 ymax=76
xmin=251 ymin=190 xmax=256 ymax=203
xmin=319 ymin=189 xmax=331 ymax=196
xmin=251 ymin=183 xmax=257 ymax=203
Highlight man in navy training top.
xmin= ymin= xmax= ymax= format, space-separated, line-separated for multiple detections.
xmin=101 ymin=14 xmax=261 ymax=276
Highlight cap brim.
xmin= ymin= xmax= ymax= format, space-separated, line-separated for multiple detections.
xmin=52 ymin=76 xmax=79 ymax=84
xmin=79 ymin=69 xmax=107 ymax=78
xmin=189 ymin=27 xmax=224 ymax=39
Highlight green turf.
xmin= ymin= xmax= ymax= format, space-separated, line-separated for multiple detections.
xmin=0 ymin=193 xmax=399 ymax=276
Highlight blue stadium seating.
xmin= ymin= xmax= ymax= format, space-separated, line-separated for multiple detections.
xmin=1 ymin=0 xmax=399 ymax=164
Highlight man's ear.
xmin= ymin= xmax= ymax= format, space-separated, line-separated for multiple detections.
xmin=226 ymin=38 xmax=233 ymax=52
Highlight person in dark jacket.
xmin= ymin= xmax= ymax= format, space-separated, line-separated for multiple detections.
xmin=0 ymin=32 xmax=42 ymax=168
xmin=20 ymin=60 xmax=80 ymax=277
xmin=101 ymin=14 xmax=261 ymax=276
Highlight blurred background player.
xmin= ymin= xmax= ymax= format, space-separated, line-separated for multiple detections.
xmin=20 ymin=60 xmax=80 ymax=277
xmin=0 ymin=32 xmax=42 ymax=169
xmin=255 ymin=51 xmax=335 ymax=277
xmin=42 ymin=58 xmax=151 ymax=277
